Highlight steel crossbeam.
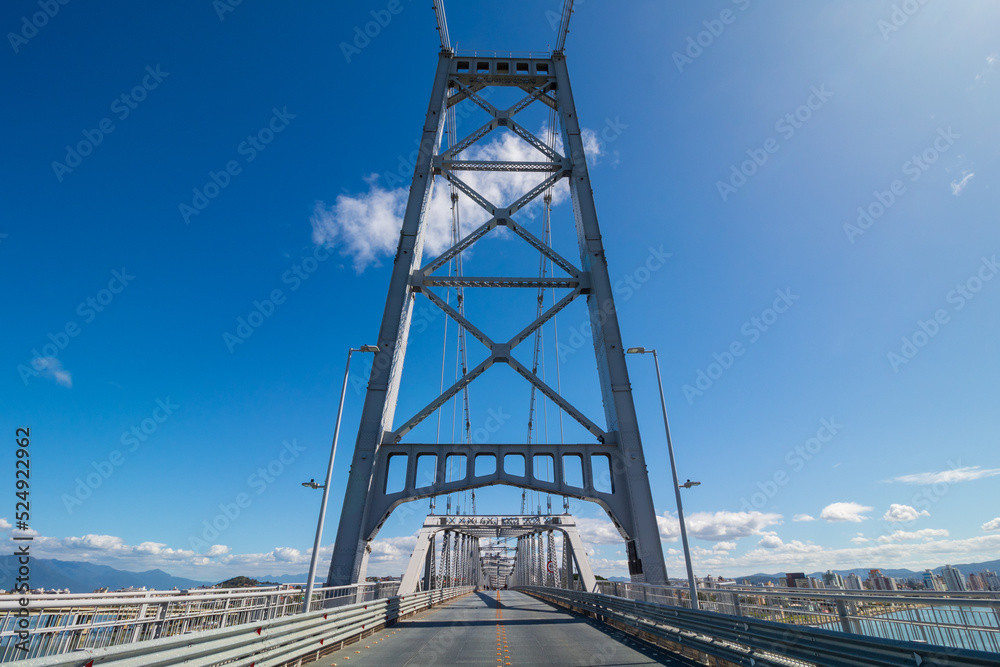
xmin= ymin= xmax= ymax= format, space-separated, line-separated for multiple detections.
xmin=506 ymin=117 xmax=563 ymax=161
xmin=438 ymin=159 xmax=562 ymax=172
xmin=422 ymin=276 xmax=579 ymax=288
xmin=399 ymin=513 xmax=595 ymax=594
xmin=328 ymin=36 xmax=668 ymax=587
xmin=391 ymin=286 xmax=591 ymax=440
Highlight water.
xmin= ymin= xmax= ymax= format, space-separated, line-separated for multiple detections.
xmin=821 ymin=605 xmax=1000 ymax=653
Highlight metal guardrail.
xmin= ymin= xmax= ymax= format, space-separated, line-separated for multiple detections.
xmin=523 ymin=586 xmax=1000 ymax=667
xmin=595 ymin=581 xmax=1000 ymax=653
xmin=10 ymin=586 xmax=471 ymax=667
xmin=0 ymin=582 xmax=401 ymax=662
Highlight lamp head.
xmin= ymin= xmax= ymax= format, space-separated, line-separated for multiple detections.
xmin=358 ymin=345 xmax=380 ymax=353
xmin=626 ymin=347 xmax=646 ymax=354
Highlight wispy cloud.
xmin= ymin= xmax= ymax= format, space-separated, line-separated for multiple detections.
xmin=819 ymin=502 xmax=873 ymax=523
xmin=950 ymin=171 xmax=974 ymax=196
xmin=792 ymin=513 xmax=815 ymax=522
xmin=983 ymin=518 xmax=1000 ymax=532
xmin=31 ymin=356 xmax=72 ymax=388
xmin=886 ymin=466 xmax=1000 ymax=485
xmin=876 ymin=528 xmax=949 ymax=544
xmin=972 ymin=52 xmax=998 ymax=84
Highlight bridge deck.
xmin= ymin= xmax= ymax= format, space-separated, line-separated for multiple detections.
xmin=305 ymin=590 xmax=692 ymax=666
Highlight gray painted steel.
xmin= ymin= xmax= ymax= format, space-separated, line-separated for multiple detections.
xmin=13 ymin=588 xmax=471 ymax=667
xmin=303 ymin=590 xmax=691 ymax=666
xmin=398 ymin=514 xmax=596 ymax=595
xmin=326 ymin=44 xmax=668 ymax=585
xmin=523 ymin=587 xmax=1000 ymax=667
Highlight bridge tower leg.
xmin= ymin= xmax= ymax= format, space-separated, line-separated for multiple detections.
xmin=325 ymin=46 xmax=668 ymax=587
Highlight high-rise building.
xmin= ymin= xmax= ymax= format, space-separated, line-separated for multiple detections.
xmin=968 ymin=573 xmax=985 ymax=591
xmin=844 ymin=573 xmax=864 ymax=590
xmin=784 ymin=572 xmax=808 ymax=588
xmin=922 ymin=569 xmax=944 ymax=591
xmin=941 ymin=565 xmax=967 ymax=592
xmin=822 ymin=570 xmax=845 ymax=589
xmin=867 ymin=569 xmax=897 ymax=591
xmin=981 ymin=570 xmax=1000 ymax=591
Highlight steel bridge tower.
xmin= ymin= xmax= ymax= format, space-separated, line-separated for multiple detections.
xmin=326 ymin=1 xmax=668 ymax=587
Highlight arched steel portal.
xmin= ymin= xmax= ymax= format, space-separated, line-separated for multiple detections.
xmin=325 ymin=42 xmax=667 ymax=586
xmin=398 ymin=514 xmax=595 ymax=595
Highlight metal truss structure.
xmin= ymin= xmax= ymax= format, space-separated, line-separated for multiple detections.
xmin=326 ymin=3 xmax=667 ymax=588
xmin=397 ymin=514 xmax=594 ymax=595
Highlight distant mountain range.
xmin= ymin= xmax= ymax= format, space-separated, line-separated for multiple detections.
xmin=731 ymin=559 xmax=1000 ymax=585
xmin=0 ymin=556 xmax=320 ymax=593
xmin=4 ymin=555 xmax=998 ymax=593
xmin=0 ymin=556 xmax=210 ymax=593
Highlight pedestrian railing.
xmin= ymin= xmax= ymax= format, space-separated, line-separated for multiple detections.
xmin=594 ymin=581 xmax=1000 ymax=653
xmin=0 ymin=581 xmax=401 ymax=662
xmin=5 ymin=585 xmax=469 ymax=667
xmin=527 ymin=585 xmax=999 ymax=666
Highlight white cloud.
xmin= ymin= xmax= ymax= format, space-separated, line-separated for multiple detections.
xmin=850 ymin=534 xmax=870 ymax=544
xmin=311 ymin=123 xmax=600 ymax=273
xmin=576 ymin=516 xmax=625 ymax=545
xmin=876 ymin=529 xmax=949 ymax=544
xmin=588 ymin=557 xmax=628 ymax=574
xmin=882 ymin=504 xmax=929 ymax=523
xmin=64 ymin=534 xmax=128 ymax=551
xmin=792 ymin=514 xmax=815 ymax=522
xmin=31 ymin=356 xmax=72 ymax=388
xmin=0 ymin=518 xmax=11 ymax=531
xmin=369 ymin=534 xmax=418 ymax=562
xmin=660 ymin=510 xmax=782 ymax=542
xmin=310 ymin=177 xmax=408 ymax=273
xmin=272 ymin=547 xmax=302 ymax=562
xmin=664 ymin=533 xmax=1000 ymax=579
xmin=656 ymin=513 xmax=680 ymax=541
xmin=950 ymin=171 xmax=975 ymax=196
xmin=713 ymin=541 xmax=737 ymax=552
xmin=581 ymin=128 xmax=603 ymax=165
xmin=887 ymin=466 xmax=1000 ymax=485
xmin=982 ymin=518 xmax=1000 ymax=532
xmin=758 ymin=535 xmax=783 ymax=549
xmin=19 ymin=532 xmax=325 ymax=581
xmin=819 ymin=502 xmax=873 ymax=523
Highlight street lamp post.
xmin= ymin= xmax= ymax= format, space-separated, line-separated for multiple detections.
xmin=302 ymin=344 xmax=379 ymax=613
xmin=626 ymin=346 xmax=699 ymax=610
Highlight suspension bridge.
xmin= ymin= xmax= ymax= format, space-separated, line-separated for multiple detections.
xmin=6 ymin=2 xmax=1000 ymax=666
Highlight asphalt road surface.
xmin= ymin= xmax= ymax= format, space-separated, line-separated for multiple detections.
xmin=308 ymin=589 xmax=695 ymax=666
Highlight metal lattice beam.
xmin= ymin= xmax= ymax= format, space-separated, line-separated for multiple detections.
xmin=327 ymin=48 xmax=668 ymax=588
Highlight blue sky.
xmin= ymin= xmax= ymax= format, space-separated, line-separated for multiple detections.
xmin=2 ymin=0 xmax=999 ymax=583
